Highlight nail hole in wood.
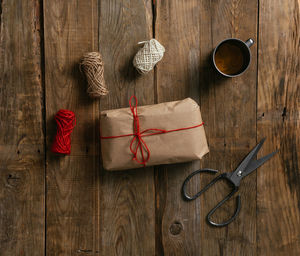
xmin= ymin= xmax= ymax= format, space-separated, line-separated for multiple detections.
xmin=282 ymin=107 xmax=287 ymax=117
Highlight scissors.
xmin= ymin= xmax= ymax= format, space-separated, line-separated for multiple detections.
xmin=182 ymin=138 xmax=277 ymax=227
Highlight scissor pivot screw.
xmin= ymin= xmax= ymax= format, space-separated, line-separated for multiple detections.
xmin=237 ymin=171 xmax=242 ymax=177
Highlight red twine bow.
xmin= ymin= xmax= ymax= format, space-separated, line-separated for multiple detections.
xmin=101 ymin=96 xmax=204 ymax=166
xmin=51 ymin=109 xmax=76 ymax=155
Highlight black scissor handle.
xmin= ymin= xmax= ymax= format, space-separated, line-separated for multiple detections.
xmin=182 ymin=169 xmax=219 ymax=201
xmin=182 ymin=169 xmax=241 ymax=227
xmin=207 ymin=187 xmax=241 ymax=227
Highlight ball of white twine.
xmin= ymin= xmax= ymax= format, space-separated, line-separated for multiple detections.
xmin=133 ymin=39 xmax=165 ymax=74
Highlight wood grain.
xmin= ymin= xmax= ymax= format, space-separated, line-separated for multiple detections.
xmin=0 ymin=0 xmax=45 ymax=255
xmin=155 ymin=1 xmax=203 ymax=255
xmin=43 ymin=0 xmax=101 ymax=254
xmin=257 ymin=0 xmax=300 ymax=254
xmin=156 ymin=0 xmax=257 ymax=255
xmin=0 ymin=0 xmax=299 ymax=255
xmin=198 ymin=0 xmax=258 ymax=255
xmin=98 ymin=0 xmax=156 ymax=255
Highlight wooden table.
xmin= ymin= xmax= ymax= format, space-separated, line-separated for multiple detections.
xmin=0 ymin=0 xmax=299 ymax=255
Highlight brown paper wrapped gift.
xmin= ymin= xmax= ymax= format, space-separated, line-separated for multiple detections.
xmin=100 ymin=97 xmax=209 ymax=171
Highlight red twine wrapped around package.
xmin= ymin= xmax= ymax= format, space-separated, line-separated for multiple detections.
xmin=101 ymin=96 xmax=204 ymax=166
xmin=51 ymin=110 xmax=76 ymax=155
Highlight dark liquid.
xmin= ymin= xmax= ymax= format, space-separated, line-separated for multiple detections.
xmin=215 ymin=42 xmax=244 ymax=75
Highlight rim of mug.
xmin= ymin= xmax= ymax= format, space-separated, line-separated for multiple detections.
xmin=212 ymin=38 xmax=252 ymax=78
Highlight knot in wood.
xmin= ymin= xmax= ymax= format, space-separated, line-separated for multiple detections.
xmin=169 ymin=221 xmax=183 ymax=235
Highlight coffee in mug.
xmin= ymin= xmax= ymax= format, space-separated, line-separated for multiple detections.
xmin=213 ymin=38 xmax=254 ymax=77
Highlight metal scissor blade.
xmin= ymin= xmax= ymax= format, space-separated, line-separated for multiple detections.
xmin=231 ymin=138 xmax=266 ymax=177
xmin=241 ymin=151 xmax=277 ymax=178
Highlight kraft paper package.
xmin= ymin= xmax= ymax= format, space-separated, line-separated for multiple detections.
xmin=100 ymin=98 xmax=209 ymax=171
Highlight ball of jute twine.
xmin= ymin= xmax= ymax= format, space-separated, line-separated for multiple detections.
xmin=133 ymin=39 xmax=165 ymax=74
xmin=79 ymin=52 xmax=109 ymax=97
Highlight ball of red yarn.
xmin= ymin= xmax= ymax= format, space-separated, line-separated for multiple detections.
xmin=51 ymin=109 xmax=76 ymax=155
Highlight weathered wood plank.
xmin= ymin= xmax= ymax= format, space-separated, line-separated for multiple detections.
xmin=0 ymin=0 xmax=45 ymax=255
xmin=155 ymin=1 xmax=203 ymax=255
xmin=198 ymin=0 xmax=258 ymax=255
xmin=156 ymin=0 xmax=258 ymax=254
xmin=257 ymin=0 xmax=300 ymax=254
xmin=98 ymin=0 xmax=155 ymax=255
xmin=43 ymin=1 xmax=100 ymax=254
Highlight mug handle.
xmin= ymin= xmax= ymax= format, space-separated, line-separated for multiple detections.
xmin=245 ymin=38 xmax=254 ymax=48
